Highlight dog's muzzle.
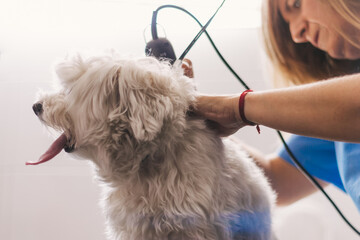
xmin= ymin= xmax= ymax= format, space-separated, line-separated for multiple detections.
xmin=31 ymin=102 xmax=75 ymax=153
xmin=28 ymin=101 xmax=76 ymax=165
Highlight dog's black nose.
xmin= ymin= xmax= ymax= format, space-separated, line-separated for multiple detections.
xmin=32 ymin=103 xmax=43 ymax=116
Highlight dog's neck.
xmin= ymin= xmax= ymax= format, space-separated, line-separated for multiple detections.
xmin=98 ymin=117 xmax=223 ymax=193
xmin=95 ymin=117 xmax=230 ymax=237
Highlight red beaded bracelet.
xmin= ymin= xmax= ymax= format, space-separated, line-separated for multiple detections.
xmin=239 ymin=90 xmax=260 ymax=134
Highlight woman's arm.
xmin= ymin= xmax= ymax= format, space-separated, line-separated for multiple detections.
xmin=195 ymin=73 xmax=360 ymax=142
xmin=246 ymin=73 xmax=360 ymax=142
xmin=238 ymin=142 xmax=329 ymax=206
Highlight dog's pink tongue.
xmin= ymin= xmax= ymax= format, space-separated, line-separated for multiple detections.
xmin=26 ymin=133 xmax=68 ymax=166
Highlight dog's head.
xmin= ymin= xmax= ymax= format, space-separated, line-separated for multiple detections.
xmin=29 ymin=53 xmax=196 ymax=166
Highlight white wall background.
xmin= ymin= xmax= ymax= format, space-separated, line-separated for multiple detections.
xmin=0 ymin=0 xmax=359 ymax=239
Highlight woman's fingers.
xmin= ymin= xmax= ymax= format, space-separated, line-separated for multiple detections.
xmin=181 ymin=59 xmax=194 ymax=78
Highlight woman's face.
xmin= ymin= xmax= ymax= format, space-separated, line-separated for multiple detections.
xmin=278 ymin=0 xmax=360 ymax=60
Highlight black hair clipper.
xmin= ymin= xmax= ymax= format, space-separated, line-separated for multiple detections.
xmin=145 ymin=37 xmax=177 ymax=64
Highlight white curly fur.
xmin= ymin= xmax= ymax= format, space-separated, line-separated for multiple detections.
xmin=34 ymin=52 xmax=276 ymax=240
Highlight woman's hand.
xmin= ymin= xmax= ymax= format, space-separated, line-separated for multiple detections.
xmin=181 ymin=59 xmax=194 ymax=78
xmin=182 ymin=60 xmax=246 ymax=136
xmin=193 ymin=95 xmax=246 ymax=137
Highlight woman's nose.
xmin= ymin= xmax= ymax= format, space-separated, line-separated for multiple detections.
xmin=289 ymin=19 xmax=307 ymax=43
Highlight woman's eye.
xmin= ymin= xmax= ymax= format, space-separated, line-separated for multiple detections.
xmin=293 ymin=0 xmax=301 ymax=8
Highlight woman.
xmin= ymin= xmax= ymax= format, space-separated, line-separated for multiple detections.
xmin=192 ymin=0 xmax=360 ymax=210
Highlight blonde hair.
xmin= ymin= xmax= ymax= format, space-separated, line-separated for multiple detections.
xmin=262 ymin=0 xmax=360 ymax=85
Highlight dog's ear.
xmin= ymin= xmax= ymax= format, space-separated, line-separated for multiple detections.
xmin=109 ymin=64 xmax=174 ymax=142
xmin=107 ymin=58 xmax=180 ymax=142
xmin=107 ymin=68 xmax=173 ymax=141
xmin=54 ymin=54 xmax=86 ymax=87
xmin=108 ymin=90 xmax=171 ymax=142
xmin=127 ymin=89 xmax=173 ymax=141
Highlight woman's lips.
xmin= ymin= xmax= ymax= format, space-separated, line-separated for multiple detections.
xmin=312 ymin=31 xmax=320 ymax=48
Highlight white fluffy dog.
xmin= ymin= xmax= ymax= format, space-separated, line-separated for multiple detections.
xmin=31 ymin=52 xmax=275 ymax=240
